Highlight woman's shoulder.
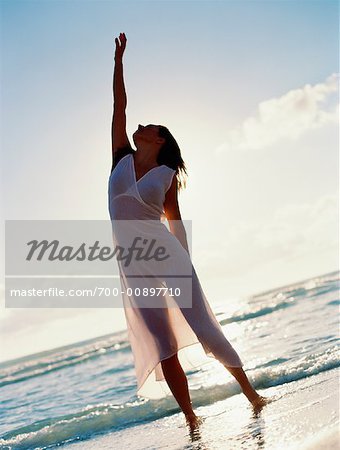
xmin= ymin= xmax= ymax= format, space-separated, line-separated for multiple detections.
xmin=111 ymin=146 xmax=135 ymax=173
xmin=163 ymin=164 xmax=176 ymax=173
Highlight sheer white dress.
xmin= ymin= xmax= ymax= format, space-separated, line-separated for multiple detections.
xmin=108 ymin=151 xmax=243 ymax=399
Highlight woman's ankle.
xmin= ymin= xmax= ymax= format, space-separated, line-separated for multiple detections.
xmin=244 ymin=389 xmax=260 ymax=402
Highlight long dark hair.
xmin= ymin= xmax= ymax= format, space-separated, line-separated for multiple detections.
xmin=156 ymin=126 xmax=188 ymax=192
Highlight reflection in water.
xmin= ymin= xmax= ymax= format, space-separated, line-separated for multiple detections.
xmin=181 ymin=418 xmax=209 ymax=449
xmin=240 ymin=410 xmax=266 ymax=449
xmin=181 ymin=404 xmax=269 ymax=450
xmin=186 ymin=426 xmax=209 ymax=449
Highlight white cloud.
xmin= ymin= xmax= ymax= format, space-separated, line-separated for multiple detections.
xmin=196 ymin=193 xmax=339 ymax=277
xmin=215 ymin=73 xmax=339 ymax=153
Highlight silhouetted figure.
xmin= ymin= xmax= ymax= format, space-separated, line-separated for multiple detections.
xmin=109 ymin=32 xmax=271 ymax=432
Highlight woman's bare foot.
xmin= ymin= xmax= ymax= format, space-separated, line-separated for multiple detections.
xmin=251 ymin=395 xmax=272 ymax=413
xmin=185 ymin=413 xmax=204 ymax=431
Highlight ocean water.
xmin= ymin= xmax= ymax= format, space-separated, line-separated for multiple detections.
xmin=0 ymin=270 xmax=339 ymax=449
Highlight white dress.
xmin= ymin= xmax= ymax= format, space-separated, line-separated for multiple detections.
xmin=108 ymin=151 xmax=243 ymax=399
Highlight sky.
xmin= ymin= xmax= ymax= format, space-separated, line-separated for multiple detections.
xmin=0 ymin=0 xmax=339 ymax=362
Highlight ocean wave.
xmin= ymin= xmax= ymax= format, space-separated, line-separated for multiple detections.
xmin=251 ymin=271 xmax=339 ymax=303
xmin=2 ymin=275 xmax=338 ymax=390
xmin=3 ymin=281 xmax=336 ymax=389
xmin=327 ymin=299 xmax=340 ymax=306
xmin=219 ymin=297 xmax=296 ymax=325
xmin=0 ymin=296 xmax=299 ymax=388
xmin=0 ymin=338 xmax=131 ymax=388
xmin=1 ymin=346 xmax=338 ymax=450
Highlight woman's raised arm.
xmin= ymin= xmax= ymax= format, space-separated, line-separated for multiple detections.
xmin=111 ymin=33 xmax=131 ymax=170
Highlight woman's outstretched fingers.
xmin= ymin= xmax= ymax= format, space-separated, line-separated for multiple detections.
xmin=114 ymin=32 xmax=127 ymax=60
xmin=120 ymin=33 xmax=127 ymax=50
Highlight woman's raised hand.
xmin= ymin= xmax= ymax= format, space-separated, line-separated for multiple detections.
xmin=114 ymin=32 xmax=127 ymax=61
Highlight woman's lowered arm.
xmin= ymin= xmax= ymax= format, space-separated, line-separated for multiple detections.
xmin=164 ymin=176 xmax=190 ymax=256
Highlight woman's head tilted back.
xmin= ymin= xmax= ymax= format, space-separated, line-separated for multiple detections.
xmin=133 ymin=123 xmax=188 ymax=191
xmin=157 ymin=125 xmax=187 ymax=192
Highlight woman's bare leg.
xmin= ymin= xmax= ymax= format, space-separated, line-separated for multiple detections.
xmin=161 ymin=353 xmax=269 ymax=426
xmin=224 ymin=365 xmax=270 ymax=410
xmin=224 ymin=366 xmax=258 ymax=400
xmin=161 ymin=353 xmax=202 ymax=428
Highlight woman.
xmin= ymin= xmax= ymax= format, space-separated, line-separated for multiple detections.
xmin=109 ymin=32 xmax=270 ymax=431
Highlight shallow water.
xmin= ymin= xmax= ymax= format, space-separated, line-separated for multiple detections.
xmin=1 ymin=270 xmax=339 ymax=449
